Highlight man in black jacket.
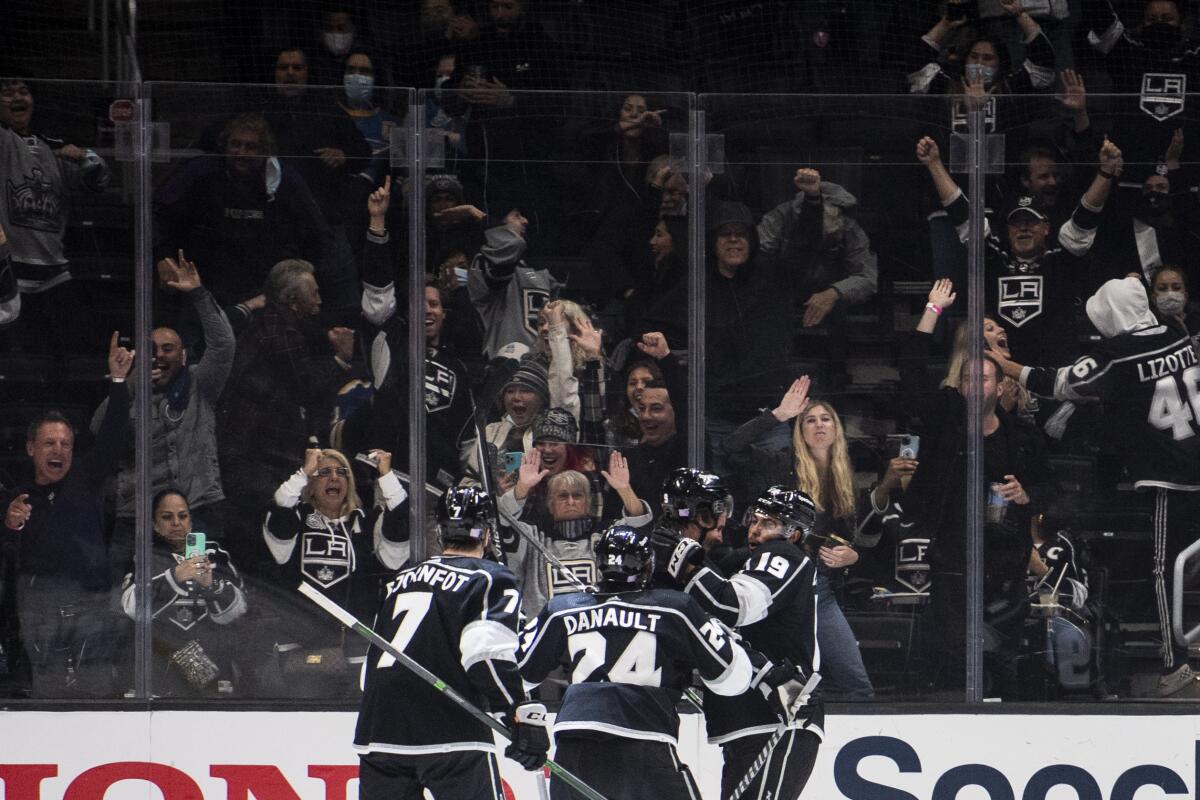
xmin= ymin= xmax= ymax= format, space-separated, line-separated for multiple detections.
xmin=903 ymin=354 xmax=1052 ymax=698
xmin=2 ymin=333 xmax=133 ymax=697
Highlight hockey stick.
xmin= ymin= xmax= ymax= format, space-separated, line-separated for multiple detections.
xmin=727 ymin=673 xmax=822 ymax=800
xmin=297 ymin=582 xmax=611 ymax=800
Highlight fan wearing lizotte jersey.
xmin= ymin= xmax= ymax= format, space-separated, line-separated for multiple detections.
xmin=993 ymin=276 xmax=1200 ymax=697
xmin=518 ymin=523 xmax=804 ymax=800
xmin=665 ymin=485 xmax=823 ymax=800
xmin=355 ymin=486 xmax=548 ymax=800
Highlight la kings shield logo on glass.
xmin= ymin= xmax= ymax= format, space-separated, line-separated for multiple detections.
xmin=1141 ymin=73 xmax=1186 ymax=121
xmin=997 ymin=274 xmax=1043 ymax=327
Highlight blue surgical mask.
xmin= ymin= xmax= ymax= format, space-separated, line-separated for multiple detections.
xmin=344 ymin=73 xmax=374 ymax=104
xmin=964 ymin=63 xmax=995 ymax=86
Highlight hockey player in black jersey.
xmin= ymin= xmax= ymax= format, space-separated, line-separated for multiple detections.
xmin=518 ymin=523 xmax=805 ymax=800
xmin=994 ymin=276 xmax=1200 ymax=697
xmin=663 ymin=480 xmax=823 ymax=800
xmin=354 ymin=486 xmax=549 ymax=799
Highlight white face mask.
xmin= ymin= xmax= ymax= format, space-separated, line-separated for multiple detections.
xmin=323 ymin=31 xmax=354 ymax=56
xmin=1155 ymin=290 xmax=1187 ymax=317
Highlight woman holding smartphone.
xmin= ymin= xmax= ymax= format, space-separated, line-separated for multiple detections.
xmin=121 ymin=488 xmax=247 ymax=697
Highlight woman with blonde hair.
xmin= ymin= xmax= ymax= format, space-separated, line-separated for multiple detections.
xmin=533 ymin=299 xmax=607 ymax=444
xmin=261 ymin=446 xmax=408 ymax=696
xmin=724 ymin=376 xmax=875 ymax=700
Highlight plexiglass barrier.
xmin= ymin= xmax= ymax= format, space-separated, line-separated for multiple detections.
xmin=0 ymin=80 xmax=1196 ymax=706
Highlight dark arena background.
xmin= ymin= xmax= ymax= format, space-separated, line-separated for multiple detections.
xmin=2 ymin=1 xmax=1200 ymax=797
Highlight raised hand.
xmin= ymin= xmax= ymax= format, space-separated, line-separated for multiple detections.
xmin=601 ymin=451 xmax=631 ymax=491
xmin=773 ymin=376 xmax=811 ymax=422
xmin=162 ymin=249 xmax=202 ymax=293
xmin=514 ymin=448 xmax=550 ymax=499
xmin=367 ymin=175 xmax=391 ymax=221
xmin=303 ymin=448 xmax=323 ymax=476
xmin=1056 ymin=69 xmax=1087 ymax=113
xmin=371 ymin=449 xmax=392 ymax=476
xmin=998 ymin=0 xmax=1023 ymax=15
xmin=916 ymin=136 xmax=942 ymax=167
xmin=636 ymin=331 xmax=670 ymax=359
xmin=793 ymin=168 xmax=821 ymax=198
xmin=928 ymin=278 xmax=957 ymax=309
xmin=569 ymin=315 xmax=603 ymax=360
xmin=432 ymin=204 xmax=486 ymax=225
xmin=108 ymin=330 xmax=135 ymax=380
xmin=1099 ymin=137 xmax=1123 ymax=175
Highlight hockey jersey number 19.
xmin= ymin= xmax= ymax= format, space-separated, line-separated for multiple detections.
xmin=354 ymin=556 xmax=525 ymax=755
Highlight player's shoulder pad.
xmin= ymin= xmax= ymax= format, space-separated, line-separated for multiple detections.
xmin=543 ymin=590 xmax=600 ymax=616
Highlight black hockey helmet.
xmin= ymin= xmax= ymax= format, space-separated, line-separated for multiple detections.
xmin=438 ymin=485 xmax=495 ymax=545
xmin=594 ymin=523 xmax=655 ymax=590
xmin=661 ymin=468 xmax=733 ymax=528
xmin=743 ymin=486 xmax=817 ymax=541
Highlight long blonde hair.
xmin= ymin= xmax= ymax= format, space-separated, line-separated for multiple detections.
xmin=302 ymin=448 xmax=363 ymax=518
xmin=791 ymin=400 xmax=856 ymax=520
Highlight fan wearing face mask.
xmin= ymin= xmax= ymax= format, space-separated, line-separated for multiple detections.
xmin=905 ymin=0 xmax=1060 ymax=304
xmin=335 ymin=50 xmax=401 ymax=186
xmin=1085 ymin=0 xmax=1200 ymax=168
xmin=1150 ymin=265 xmax=1200 ymax=337
xmin=1092 ymin=161 xmax=1200 ymax=294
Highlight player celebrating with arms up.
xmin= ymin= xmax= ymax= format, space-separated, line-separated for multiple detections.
xmin=353 ymin=486 xmax=549 ymax=798
xmin=663 ymin=475 xmax=823 ymax=800
xmin=518 ymin=523 xmax=806 ymax=800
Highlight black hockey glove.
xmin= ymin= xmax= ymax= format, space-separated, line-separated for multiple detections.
xmin=666 ymin=537 xmax=705 ymax=582
xmin=755 ymin=659 xmax=815 ymax=725
xmin=504 ymin=701 xmax=550 ymax=771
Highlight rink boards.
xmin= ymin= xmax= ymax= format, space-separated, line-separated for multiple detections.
xmin=1 ymin=710 xmax=1198 ymax=798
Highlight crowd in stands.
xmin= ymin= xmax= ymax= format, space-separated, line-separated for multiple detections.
xmin=3 ymin=0 xmax=1200 ymax=702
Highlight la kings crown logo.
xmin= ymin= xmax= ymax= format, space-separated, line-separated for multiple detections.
xmin=7 ymin=165 xmax=61 ymax=232
xmin=1141 ymin=73 xmax=1186 ymax=121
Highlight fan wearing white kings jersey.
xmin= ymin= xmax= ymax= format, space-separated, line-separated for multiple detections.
xmin=994 ymin=276 xmax=1200 ymax=697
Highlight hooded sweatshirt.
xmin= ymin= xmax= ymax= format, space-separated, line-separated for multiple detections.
xmin=1021 ymin=277 xmax=1200 ymax=490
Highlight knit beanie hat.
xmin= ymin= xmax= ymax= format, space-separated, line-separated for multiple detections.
xmin=499 ymin=358 xmax=550 ymax=407
xmin=531 ymin=407 xmax=578 ymax=444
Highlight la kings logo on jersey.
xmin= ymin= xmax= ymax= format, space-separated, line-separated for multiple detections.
xmin=6 ymin=165 xmax=61 ymax=232
xmin=425 ymin=358 xmax=457 ymax=413
xmin=521 ymin=287 xmax=550 ymax=336
xmin=1140 ymin=73 xmax=1186 ymax=121
xmin=998 ymin=274 xmax=1043 ymax=327
xmin=546 ymin=558 xmax=597 ymax=598
xmin=300 ymin=518 xmax=356 ymax=588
